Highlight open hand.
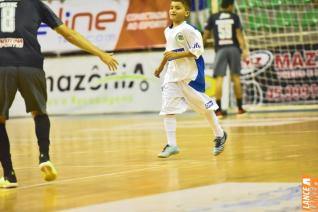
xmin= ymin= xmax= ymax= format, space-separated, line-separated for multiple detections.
xmin=99 ymin=53 xmax=119 ymax=71
xmin=154 ymin=67 xmax=163 ymax=78
xmin=241 ymin=49 xmax=250 ymax=61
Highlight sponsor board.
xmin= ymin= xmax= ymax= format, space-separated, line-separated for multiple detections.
xmin=38 ymin=0 xmax=169 ymax=53
xmin=241 ymin=45 xmax=318 ymax=104
xmin=10 ymin=50 xmax=216 ymax=117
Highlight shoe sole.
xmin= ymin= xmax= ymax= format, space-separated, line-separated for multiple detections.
xmin=1 ymin=183 xmax=18 ymax=189
xmin=39 ymin=163 xmax=57 ymax=181
xmin=158 ymin=151 xmax=179 ymax=158
xmin=236 ymin=113 xmax=247 ymax=116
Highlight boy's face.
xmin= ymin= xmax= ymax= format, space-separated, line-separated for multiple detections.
xmin=169 ymin=1 xmax=190 ymax=24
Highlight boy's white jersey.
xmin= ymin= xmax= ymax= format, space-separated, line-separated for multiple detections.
xmin=164 ymin=21 xmax=204 ymax=85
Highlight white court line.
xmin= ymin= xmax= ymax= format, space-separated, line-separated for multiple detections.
xmin=15 ymin=164 xmax=176 ymax=190
xmin=83 ymin=117 xmax=318 ymax=131
xmin=9 ymin=130 xmax=317 ymax=143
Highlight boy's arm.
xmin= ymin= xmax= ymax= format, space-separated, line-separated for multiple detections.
xmin=54 ymin=24 xmax=118 ymax=71
xmin=164 ymin=51 xmax=195 ymax=61
xmin=154 ymin=50 xmax=197 ymax=78
xmin=203 ymin=30 xmax=212 ymax=46
xmin=236 ymin=28 xmax=249 ymax=60
xmin=154 ymin=56 xmax=168 ymax=78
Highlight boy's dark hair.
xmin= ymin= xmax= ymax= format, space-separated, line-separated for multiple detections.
xmin=221 ymin=0 xmax=234 ymax=9
xmin=171 ymin=0 xmax=192 ymax=10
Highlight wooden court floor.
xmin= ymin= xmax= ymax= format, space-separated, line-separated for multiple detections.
xmin=0 ymin=111 xmax=317 ymax=211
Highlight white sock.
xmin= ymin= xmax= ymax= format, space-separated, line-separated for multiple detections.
xmin=164 ymin=116 xmax=177 ymax=147
xmin=205 ymin=111 xmax=224 ymax=137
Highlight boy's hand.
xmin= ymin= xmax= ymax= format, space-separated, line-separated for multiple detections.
xmin=99 ymin=52 xmax=119 ymax=71
xmin=241 ymin=49 xmax=249 ymax=61
xmin=154 ymin=67 xmax=163 ymax=78
xmin=164 ymin=51 xmax=179 ymax=61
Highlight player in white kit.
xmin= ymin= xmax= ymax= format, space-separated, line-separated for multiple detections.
xmin=154 ymin=0 xmax=227 ymax=158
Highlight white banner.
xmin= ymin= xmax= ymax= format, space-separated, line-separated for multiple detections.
xmin=38 ymin=0 xmax=129 ymax=53
xmin=10 ymin=50 xmax=216 ymax=117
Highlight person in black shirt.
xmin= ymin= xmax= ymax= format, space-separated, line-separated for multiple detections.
xmin=0 ymin=0 xmax=118 ymax=188
xmin=203 ymin=0 xmax=248 ymax=116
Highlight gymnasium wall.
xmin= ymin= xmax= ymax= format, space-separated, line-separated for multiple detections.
xmin=10 ymin=50 xmax=217 ymax=117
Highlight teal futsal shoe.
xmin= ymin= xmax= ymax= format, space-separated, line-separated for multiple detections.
xmin=158 ymin=144 xmax=180 ymax=158
xmin=213 ymin=131 xmax=228 ymax=156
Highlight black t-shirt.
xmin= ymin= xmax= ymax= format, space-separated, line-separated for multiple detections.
xmin=205 ymin=11 xmax=241 ymax=52
xmin=0 ymin=0 xmax=63 ymax=68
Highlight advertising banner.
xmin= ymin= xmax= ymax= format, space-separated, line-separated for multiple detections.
xmin=241 ymin=44 xmax=318 ymax=105
xmin=10 ymin=50 xmax=216 ymax=117
xmin=38 ymin=0 xmax=169 ymax=53
xmin=10 ymin=52 xmax=163 ymax=116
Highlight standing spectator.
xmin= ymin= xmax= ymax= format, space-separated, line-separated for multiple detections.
xmin=203 ymin=0 xmax=249 ymax=116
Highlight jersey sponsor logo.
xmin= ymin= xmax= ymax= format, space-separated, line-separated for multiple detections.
xmin=175 ymin=32 xmax=185 ymax=43
xmin=205 ymin=100 xmax=214 ymax=109
xmin=193 ymin=42 xmax=201 ymax=49
xmin=0 ymin=37 xmax=23 ymax=48
xmin=38 ymin=7 xmax=117 ymax=35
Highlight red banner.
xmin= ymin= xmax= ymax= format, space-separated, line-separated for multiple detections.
xmin=115 ymin=0 xmax=170 ymax=50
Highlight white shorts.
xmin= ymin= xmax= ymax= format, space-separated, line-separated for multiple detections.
xmin=160 ymin=81 xmax=219 ymax=115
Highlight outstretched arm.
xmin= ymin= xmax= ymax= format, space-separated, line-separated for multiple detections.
xmin=54 ymin=24 xmax=118 ymax=71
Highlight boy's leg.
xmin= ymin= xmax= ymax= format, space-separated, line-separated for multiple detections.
xmin=0 ymin=67 xmax=18 ymax=188
xmin=204 ymin=110 xmax=224 ymax=138
xmin=164 ymin=115 xmax=177 ymax=147
xmin=158 ymin=115 xmax=179 ymax=158
xmin=32 ymin=112 xmax=57 ymax=182
xmin=213 ymin=48 xmax=228 ymax=116
xmin=204 ymin=110 xmax=227 ymax=155
xmin=231 ymin=74 xmax=246 ymax=114
xmin=18 ymin=67 xmax=57 ymax=181
xmin=158 ymin=83 xmax=186 ymax=158
xmin=0 ymin=118 xmax=18 ymax=188
xmin=215 ymin=76 xmax=224 ymax=116
xmin=178 ymin=81 xmax=228 ymax=156
xmin=228 ymin=46 xmax=246 ymax=114
xmin=32 ymin=112 xmax=50 ymax=163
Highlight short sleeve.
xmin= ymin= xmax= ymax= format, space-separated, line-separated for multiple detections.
xmin=204 ymin=15 xmax=214 ymax=31
xmin=37 ymin=0 xmax=63 ymax=29
xmin=183 ymin=27 xmax=204 ymax=59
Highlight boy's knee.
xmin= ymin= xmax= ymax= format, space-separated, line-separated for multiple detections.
xmin=230 ymin=74 xmax=240 ymax=81
xmin=0 ymin=116 xmax=6 ymax=124
xmin=31 ymin=111 xmax=47 ymax=118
